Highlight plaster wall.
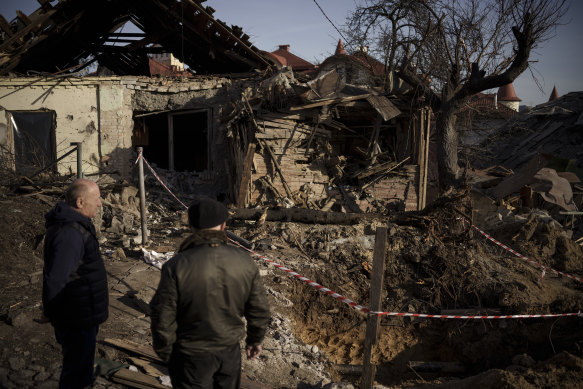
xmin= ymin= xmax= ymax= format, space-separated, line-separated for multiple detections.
xmin=0 ymin=76 xmax=237 ymax=181
xmin=0 ymin=77 xmax=133 ymax=176
xmin=500 ymin=101 xmax=520 ymax=112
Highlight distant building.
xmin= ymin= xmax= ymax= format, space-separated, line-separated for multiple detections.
xmin=264 ymin=44 xmax=317 ymax=74
xmin=497 ymin=83 xmax=521 ymax=112
xmin=149 ymin=50 xmax=191 ymax=77
xmin=317 ymin=39 xmax=411 ymax=92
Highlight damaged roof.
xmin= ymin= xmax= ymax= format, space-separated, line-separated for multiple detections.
xmin=0 ymin=0 xmax=271 ymax=76
xmin=480 ymin=91 xmax=583 ymax=175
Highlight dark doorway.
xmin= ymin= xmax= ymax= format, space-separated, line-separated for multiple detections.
xmin=10 ymin=111 xmax=55 ymax=175
xmin=172 ymin=111 xmax=208 ymax=172
xmin=133 ymin=110 xmax=209 ymax=171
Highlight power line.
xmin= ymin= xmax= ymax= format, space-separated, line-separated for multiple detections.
xmin=312 ymin=0 xmax=348 ymax=42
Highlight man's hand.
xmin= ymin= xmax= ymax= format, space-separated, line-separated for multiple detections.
xmin=246 ymin=344 xmax=262 ymax=360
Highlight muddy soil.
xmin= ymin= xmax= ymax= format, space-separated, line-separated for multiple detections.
xmin=1 ymin=186 xmax=583 ymax=388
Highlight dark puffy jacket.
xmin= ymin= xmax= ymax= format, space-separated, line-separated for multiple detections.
xmin=150 ymin=230 xmax=270 ymax=361
xmin=43 ymin=202 xmax=109 ymax=329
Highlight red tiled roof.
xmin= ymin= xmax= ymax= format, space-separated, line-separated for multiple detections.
xmin=497 ymin=83 xmax=521 ymax=102
xmin=351 ymin=51 xmax=385 ymax=76
xmin=463 ymin=92 xmax=517 ymax=118
xmin=264 ymin=51 xmax=288 ymax=67
xmin=548 ymin=85 xmax=559 ymax=101
xmin=270 ymin=45 xmax=315 ymax=72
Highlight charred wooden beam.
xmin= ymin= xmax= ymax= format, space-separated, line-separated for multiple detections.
xmin=0 ymin=15 xmax=14 ymax=37
xmin=289 ymin=94 xmax=371 ymax=111
xmin=229 ymin=208 xmax=385 ymax=225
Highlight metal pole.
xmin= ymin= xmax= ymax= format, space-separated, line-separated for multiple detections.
xmin=70 ymin=142 xmax=83 ymax=179
xmin=137 ymin=147 xmax=148 ymax=245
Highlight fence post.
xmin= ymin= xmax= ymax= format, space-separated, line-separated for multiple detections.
xmin=361 ymin=226 xmax=388 ymax=388
xmin=137 ymin=147 xmax=148 ymax=245
xmin=70 ymin=142 xmax=83 ymax=178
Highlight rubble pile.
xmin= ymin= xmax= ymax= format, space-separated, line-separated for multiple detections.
xmin=0 ymin=182 xmax=582 ymax=388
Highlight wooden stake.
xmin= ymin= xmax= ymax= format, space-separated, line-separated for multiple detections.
xmin=361 ymin=227 xmax=388 ymax=389
xmin=237 ymin=142 xmax=256 ymax=207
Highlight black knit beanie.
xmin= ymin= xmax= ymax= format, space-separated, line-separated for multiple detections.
xmin=188 ymin=198 xmax=229 ymax=229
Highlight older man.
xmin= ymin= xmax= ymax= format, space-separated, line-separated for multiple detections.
xmin=151 ymin=198 xmax=270 ymax=389
xmin=43 ymin=179 xmax=108 ymax=389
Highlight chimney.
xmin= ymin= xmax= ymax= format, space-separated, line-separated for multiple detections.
xmin=279 ymin=44 xmax=290 ymax=52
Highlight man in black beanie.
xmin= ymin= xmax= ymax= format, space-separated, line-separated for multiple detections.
xmin=150 ymin=198 xmax=270 ymax=389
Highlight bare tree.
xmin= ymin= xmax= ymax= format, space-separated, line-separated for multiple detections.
xmin=346 ymin=0 xmax=568 ymax=190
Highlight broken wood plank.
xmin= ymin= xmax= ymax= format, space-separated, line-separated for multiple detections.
xmin=259 ymin=140 xmax=297 ymax=203
xmin=16 ymin=10 xmax=32 ymax=26
xmin=230 ymin=208 xmax=384 ymax=225
xmin=320 ymin=197 xmax=336 ymax=212
xmin=128 ymin=357 xmax=168 ymax=378
xmin=365 ymin=95 xmax=401 ymax=121
xmin=408 ymin=361 xmax=465 ymax=373
xmin=354 ymin=158 xmax=400 ymax=181
xmin=361 ymin=157 xmax=411 ymax=189
xmin=103 ymin=338 xmax=162 ymax=363
xmin=0 ymin=8 xmax=56 ymax=51
xmin=237 ymin=143 xmax=256 ymax=208
xmin=289 ymin=94 xmax=371 ymax=111
xmin=0 ymin=15 xmax=14 ymax=37
xmin=366 ymin=115 xmax=382 ymax=164
xmin=260 ymin=112 xmax=305 ymax=120
xmin=243 ymin=94 xmax=260 ymax=131
xmin=112 ymin=368 xmax=167 ymax=389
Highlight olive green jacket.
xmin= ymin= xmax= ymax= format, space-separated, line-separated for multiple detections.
xmin=150 ymin=230 xmax=270 ymax=361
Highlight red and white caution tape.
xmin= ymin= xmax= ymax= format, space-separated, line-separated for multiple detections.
xmin=228 ymin=239 xmax=582 ymax=320
xmin=458 ymin=218 xmax=583 ymax=284
xmin=134 ymin=149 xmax=583 ymax=320
xmin=135 ymin=150 xmax=188 ymax=209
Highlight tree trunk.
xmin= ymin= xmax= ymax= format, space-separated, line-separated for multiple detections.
xmin=435 ymin=108 xmax=459 ymax=191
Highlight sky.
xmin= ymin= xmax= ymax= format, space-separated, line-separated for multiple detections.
xmin=1 ymin=0 xmax=582 ymax=106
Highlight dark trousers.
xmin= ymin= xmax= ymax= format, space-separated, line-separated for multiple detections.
xmin=169 ymin=343 xmax=241 ymax=389
xmin=54 ymin=325 xmax=99 ymax=389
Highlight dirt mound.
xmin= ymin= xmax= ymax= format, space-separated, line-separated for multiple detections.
xmin=232 ymin=190 xmax=583 ymax=387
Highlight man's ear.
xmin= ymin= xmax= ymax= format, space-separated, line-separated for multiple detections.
xmin=220 ymin=222 xmax=226 ymax=231
xmin=75 ymin=197 xmax=84 ymax=209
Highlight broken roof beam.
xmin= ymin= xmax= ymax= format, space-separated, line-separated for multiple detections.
xmin=16 ymin=11 xmax=32 ymax=27
xmin=0 ymin=8 xmax=56 ymax=52
xmin=289 ymin=93 xmax=372 ymax=111
xmin=366 ymin=95 xmax=401 ymax=121
xmin=0 ymin=15 xmax=14 ymax=37
xmin=184 ymin=0 xmax=270 ymax=68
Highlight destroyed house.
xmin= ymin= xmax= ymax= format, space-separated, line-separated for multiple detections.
xmin=0 ymin=0 xmax=430 ymax=213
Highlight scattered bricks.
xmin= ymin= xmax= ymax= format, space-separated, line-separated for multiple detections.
xmin=8 ymin=357 xmax=25 ymax=370
xmin=111 ymin=247 xmax=126 ymax=261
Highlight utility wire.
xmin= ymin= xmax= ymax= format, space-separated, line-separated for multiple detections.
xmin=312 ymin=0 xmax=348 ymax=42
